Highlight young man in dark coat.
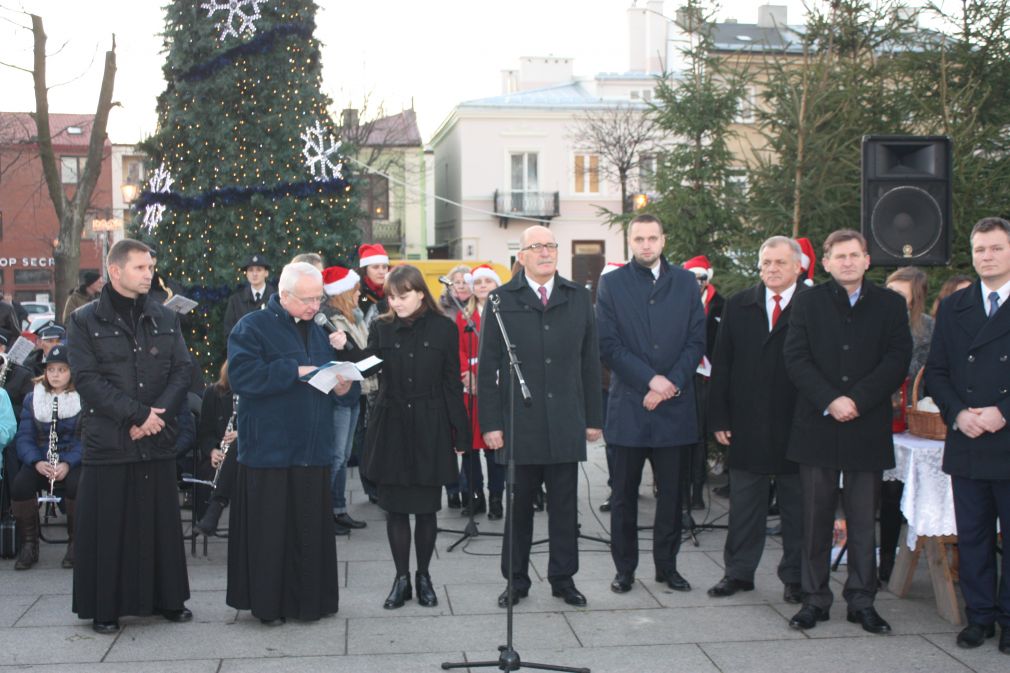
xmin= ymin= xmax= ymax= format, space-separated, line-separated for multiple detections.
xmin=925 ymin=217 xmax=1010 ymax=654
xmin=707 ymin=236 xmax=805 ymax=603
xmin=67 ymin=239 xmax=194 ymax=635
xmin=222 ymin=253 xmax=275 ymax=336
xmin=783 ymin=229 xmax=911 ymax=634
xmin=478 ymin=225 xmax=603 ymax=608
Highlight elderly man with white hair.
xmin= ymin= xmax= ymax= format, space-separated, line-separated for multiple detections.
xmin=226 ymin=262 xmax=352 ymax=625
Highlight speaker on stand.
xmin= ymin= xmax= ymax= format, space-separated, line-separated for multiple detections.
xmin=861 ymin=135 xmax=952 ymax=266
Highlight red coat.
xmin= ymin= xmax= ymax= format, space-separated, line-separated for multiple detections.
xmin=456 ymin=308 xmax=488 ymax=450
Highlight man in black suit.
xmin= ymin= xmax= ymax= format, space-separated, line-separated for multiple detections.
xmin=707 ymin=236 xmax=805 ymax=603
xmin=925 ymin=217 xmax=1010 ymax=654
xmin=783 ymin=229 xmax=911 ymax=634
xmin=222 ymin=254 xmax=275 ymax=336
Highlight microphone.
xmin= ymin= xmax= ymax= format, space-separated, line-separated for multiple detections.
xmin=313 ymin=312 xmax=339 ymax=334
xmin=437 ymin=275 xmax=453 ymax=287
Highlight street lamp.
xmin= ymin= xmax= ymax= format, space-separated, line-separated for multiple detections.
xmin=121 ymin=181 xmax=140 ymax=206
xmin=92 ymin=217 xmax=121 ymax=280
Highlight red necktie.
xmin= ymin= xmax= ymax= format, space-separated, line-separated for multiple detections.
xmin=538 ymin=286 xmax=548 ymax=307
xmin=771 ymin=294 xmax=782 ymax=329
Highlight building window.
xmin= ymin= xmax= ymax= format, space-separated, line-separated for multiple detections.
xmin=736 ymin=86 xmax=756 ymax=124
xmin=368 ymin=174 xmax=389 ymax=220
xmin=639 ymin=154 xmax=657 ymax=192
xmin=14 ymin=269 xmax=52 ymax=285
xmin=574 ymin=153 xmax=600 ymax=194
xmin=61 ymin=156 xmax=85 ymax=184
xmin=510 ymin=152 xmax=538 ymax=193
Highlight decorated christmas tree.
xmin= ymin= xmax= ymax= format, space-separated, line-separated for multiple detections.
xmin=136 ymin=0 xmax=360 ymax=377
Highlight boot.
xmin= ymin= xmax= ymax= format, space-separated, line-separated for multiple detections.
xmin=461 ymin=492 xmax=486 ymax=517
xmin=487 ymin=493 xmax=503 ymax=520
xmin=383 ymin=574 xmax=413 ymax=609
xmin=12 ymin=500 xmax=40 ymax=571
xmin=61 ymin=498 xmax=75 ymax=569
xmin=415 ymin=571 xmax=438 ymax=607
xmin=195 ymin=499 xmax=225 ymax=537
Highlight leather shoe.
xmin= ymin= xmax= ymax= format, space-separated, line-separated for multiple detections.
xmin=599 ymin=496 xmax=611 ymax=513
xmin=656 ymin=569 xmax=691 ymax=591
xmin=415 ymin=571 xmax=438 ymax=607
xmin=333 ymin=521 xmax=350 ymax=536
xmin=497 ymin=586 xmax=528 ymax=608
xmin=383 ymin=575 xmax=413 ymax=609
xmin=334 ymin=513 xmax=367 ymax=529
xmin=847 ymin=606 xmax=891 ymax=634
xmin=783 ymin=583 xmax=803 ymax=604
xmin=610 ymin=572 xmax=634 ymax=593
xmin=999 ymin=625 xmax=1010 ymax=654
xmin=92 ymin=620 xmax=119 ymax=634
xmin=159 ymin=607 xmax=193 ymax=623
xmin=260 ymin=617 xmax=285 ymax=626
xmin=707 ymin=576 xmax=754 ymax=597
xmin=789 ymin=604 xmax=829 ymax=630
xmin=552 ymin=585 xmax=587 ymax=606
xmin=956 ymin=622 xmax=995 ymax=648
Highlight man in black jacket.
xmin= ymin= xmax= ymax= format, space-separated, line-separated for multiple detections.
xmin=783 ymin=229 xmax=911 ymax=634
xmin=707 ymin=236 xmax=805 ymax=603
xmin=222 ymin=254 xmax=275 ymax=336
xmin=925 ymin=217 xmax=1010 ymax=654
xmin=478 ymin=225 xmax=603 ymax=608
xmin=67 ymin=239 xmax=193 ymax=635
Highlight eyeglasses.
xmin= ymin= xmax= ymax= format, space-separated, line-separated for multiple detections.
xmin=286 ymin=293 xmax=326 ymax=305
xmin=520 ymin=242 xmax=559 ymax=252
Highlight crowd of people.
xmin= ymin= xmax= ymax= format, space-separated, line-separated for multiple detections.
xmin=0 ymin=217 xmax=1008 ymax=656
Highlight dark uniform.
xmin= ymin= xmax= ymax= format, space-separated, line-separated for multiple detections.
xmin=222 ymin=254 xmax=275 ymax=336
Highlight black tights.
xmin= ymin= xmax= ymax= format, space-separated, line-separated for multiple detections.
xmin=386 ymin=512 xmax=437 ymax=576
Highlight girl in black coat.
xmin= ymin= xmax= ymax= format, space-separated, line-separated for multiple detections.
xmin=193 ymin=363 xmax=238 ymax=536
xmin=360 ymin=265 xmax=470 ymax=609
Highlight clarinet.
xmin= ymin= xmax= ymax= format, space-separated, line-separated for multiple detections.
xmin=211 ymin=395 xmax=238 ymax=489
xmin=43 ymin=398 xmax=61 ymax=502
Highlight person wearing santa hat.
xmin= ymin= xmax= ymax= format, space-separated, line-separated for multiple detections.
xmin=357 ymin=243 xmax=390 ymax=327
xmin=796 ymin=238 xmax=817 ymax=286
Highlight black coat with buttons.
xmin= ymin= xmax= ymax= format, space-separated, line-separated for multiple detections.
xmin=360 ymin=309 xmax=470 ymax=487
xmin=67 ymin=286 xmax=193 ymax=465
xmin=478 ymin=271 xmax=603 ymax=465
xmin=925 ymin=281 xmax=1010 ymax=479
xmin=783 ymin=279 xmax=911 ymax=471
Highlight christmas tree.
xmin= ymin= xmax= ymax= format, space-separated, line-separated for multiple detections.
xmin=136 ymin=0 xmax=361 ymax=377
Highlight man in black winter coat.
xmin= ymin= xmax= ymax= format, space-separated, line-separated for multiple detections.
xmin=783 ymin=229 xmax=911 ymax=635
xmin=222 ymin=254 xmax=276 ymax=336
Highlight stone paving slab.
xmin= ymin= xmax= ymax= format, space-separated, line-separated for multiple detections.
xmin=462 ymin=643 xmax=721 ymax=673
xmin=0 ymin=595 xmax=36 ymax=628
xmin=445 ymin=580 xmax=663 ymax=616
xmin=0 ymin=568 xmax=73 ymax=596
xmin=922 ymin=632 xmax=1010 ymax=673
xmin=0 ymin=660 xmax=220 ymax=673
xmin=337 ymin=583 xmax=453 ymax=618
xmin=0 ymin=625 xmax=112 ymax=666
xmin=13 ymin=591 xmax=238 ymax=627
xmin=218 ymin=651 xmax=463 ymax=673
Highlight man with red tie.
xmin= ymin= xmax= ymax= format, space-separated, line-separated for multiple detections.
xmin=707 ymin=236 xmax=806 ymax=603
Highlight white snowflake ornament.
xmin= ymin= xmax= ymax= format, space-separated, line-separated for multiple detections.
xmin=142 ymin=163 xmax=174 ymax=232
xmin=300 ymin=120 xmax=344 ymax=182
xmin=201 ymin=0 xmax=267 ymax=41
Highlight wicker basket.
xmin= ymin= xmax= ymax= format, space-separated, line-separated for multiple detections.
xmin=907 ymin=367 xmax=947 ymax=440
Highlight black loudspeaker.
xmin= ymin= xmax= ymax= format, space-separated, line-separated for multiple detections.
xmin=861 ymin=135 xmax=952 ymax=266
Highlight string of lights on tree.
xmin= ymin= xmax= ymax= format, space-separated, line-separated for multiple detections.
xmin=132 ymin=0 xmax=363 ymax=376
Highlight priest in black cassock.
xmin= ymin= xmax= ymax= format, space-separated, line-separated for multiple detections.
xmin=68 ymin=239 xmax=193 ymax=634
xmin=226 ymin=261 xmax=350 ymax=625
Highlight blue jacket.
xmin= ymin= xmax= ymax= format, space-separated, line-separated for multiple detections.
xmin=596 ymin=258 xmax=707 ymax=448
xmin=15 ymin=391 xmax=84 ymax=468
xmin=0 ymin=389 xmax=16 ymax=448
xmin=227 ymin=294 xmax=340 ymax=468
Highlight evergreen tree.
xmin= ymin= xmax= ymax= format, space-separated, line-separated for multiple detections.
xmin=136 ymin=0 xmax=361 ymax=376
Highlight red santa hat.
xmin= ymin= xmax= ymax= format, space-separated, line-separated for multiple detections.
xmin=358 ymin=243 xmax=389 ymax=268
xmin=467 ymin=263 xmax=502 ymax=287
xmin=683 ymin=255 xmax=713 ymax=280
xmin=322 ymin=265 xmax=360 ymax=296
xmin=796 ymin=237 xmax=816 ymax=286
xmin=600 ymin=262 xmax=624 ymax=276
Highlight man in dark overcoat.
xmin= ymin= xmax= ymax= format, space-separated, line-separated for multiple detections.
xmin=223 ymin=253 xmax=276 ymax=336
xmin=783 ymin=229 xmax=911 ymax=634
xmin=596 ymin=215 xmax=706 ymax=593
xmin=67 ymin=239 xmax=193 ymax=635
xmin=707 ymin=236 xmax=805 ymax=602
xmin=925 ymin=217 xmax=1010 ymax=654
xmin=478 ymin=225 xmax=603 ymax=608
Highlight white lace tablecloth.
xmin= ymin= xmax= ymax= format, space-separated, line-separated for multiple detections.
xmin=882 ymin=433 xmax=956 ymax=549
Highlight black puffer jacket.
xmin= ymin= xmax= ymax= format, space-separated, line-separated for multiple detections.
xmin=67 ymin=286 xmax=193 ymax=465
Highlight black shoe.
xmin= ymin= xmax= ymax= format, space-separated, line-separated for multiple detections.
xmin=955 ymin=622 xmax=995 ymax=648
xmin=847 ymin=606 xmax=891 ymax=634
xmin=783 ymin=583 xmax=803 ymax=604
xmin=383 ymin=575 xmax=413 ymax=609
xmin=333 ymin=522 xmax=350 ymax=536
xmin=195 ymin=500 xmax=224 ymax=537
xmin=92 ymin=620 xmax=120 ymax=634
xmin=461 ymin=492 xmax=487 ymax=517
xmin=610 ymin=572 xmax=634 ymax=593
xmin=713 ymin=484 xmax=730 ymax=498
xmin=488 ymin=494 xmax=503 ymax=520
xmin=1000 ymin=625 xmax=1010 ymax=654
xmin=552 ymin=585 xmax=587 ymax=606
xmin=598 ymin=496 xmax=611 ymax=513
xmin=159 ymin=607 xmax=193 ymax=623
xmin=447 ymin=493 xmax=461 ymax=509
xmin=878 ymin=551 xmax=895 ymax=583
xmin=656 ymin=569 xmax=691 ymax=592
xmin=260 ymin=617 xmax=286 ymax=626
xmin=707 ymin=576 xmax=754 ymax=597
xmin=533 ymin=488 xmax=545 ymax=512
xmin=334 ymin=513 xmax=367 ymax=529
xmin=415 ymin=571 xmax=438 ymax=607
xmin=497 ymin=586 xmax=528 ymax=608
xmin=789 ymin=604 xmax=829 ymax=630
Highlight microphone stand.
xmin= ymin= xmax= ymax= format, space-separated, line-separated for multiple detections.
xmin=443 ymin=293 xmax=588 ymax=673
xmin=435 ymin=284 xmax=503 ymax=551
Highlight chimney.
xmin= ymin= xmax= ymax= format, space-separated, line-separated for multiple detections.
xmin=757 ymin=4 xmax=787 ymax=29
xmin=629 ymin=1 xmax=669 ymax=74
xmin=341 ymin=108 xmax=359 ymax=128
xmin=501 ymin=69 xmax=519 ymax=94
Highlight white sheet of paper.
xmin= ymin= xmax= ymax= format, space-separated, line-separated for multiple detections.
xmin=164 ymin=295 xmax=198 ymax=314
xmin=7 ymin=336 xmax=34 ymax=365
xmin=300 ymin=357 xmax=383 ymax=393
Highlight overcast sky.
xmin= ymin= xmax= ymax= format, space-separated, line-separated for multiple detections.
xmin=0 ymin=0 xmax=948 ymax=145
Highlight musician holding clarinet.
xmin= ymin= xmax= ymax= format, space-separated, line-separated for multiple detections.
xmin=193 ymin=362 xmax=239 ymax=536
xmin=10 ymin=345 xmax=82 ymax=571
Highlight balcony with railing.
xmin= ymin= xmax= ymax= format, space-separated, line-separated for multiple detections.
xmin=359 ymin=219 xmax=403 ymax=252
xmin=492 ymin=190 xmax=560 ymax=228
